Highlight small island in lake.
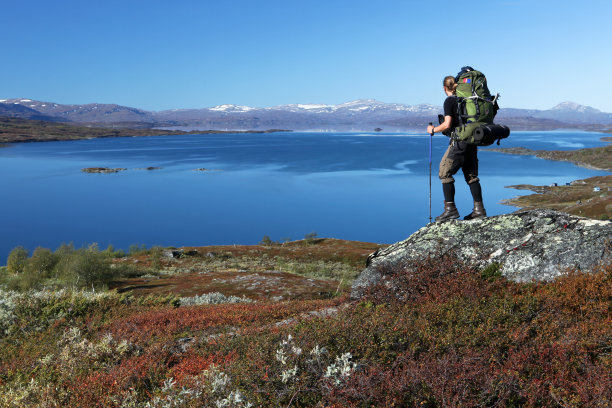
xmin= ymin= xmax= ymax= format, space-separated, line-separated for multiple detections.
xmin=81 ymin=167 xmax=127 ymax=174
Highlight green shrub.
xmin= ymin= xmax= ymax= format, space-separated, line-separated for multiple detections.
xmin=25 ymin=247 xmax=57 ymax=278
xmin=11 ymin=269 xmax=44 ymax=291
xmin=6 ymin=246 xmax=29 ymax=274
xmin=149 ymin=246 xmax=164 ymax=270
xmin=54 ymin=243 xmax=76 ymax=258
xmin=304 ymin=231 xmax=319 ymax=245
xmin=55 ymin=244 xmax=116 ymax=289
xmin=111 ymin=263 xmax=158 ymax=279
xmin=128 ymin=244 xmax=148 ymax=256
xmin=259 ymin=235 xmax=274 ymax=246
xmin=480 ymin=262 xmax=502 ymax=281
xmin=3 ymin=243 xmax=157 ymax=291
xmin=102 ymin=244 xmax=126 ymax=258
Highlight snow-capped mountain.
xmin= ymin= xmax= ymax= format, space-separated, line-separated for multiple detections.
xmin=496 ymin=101 xmax=612 ymax=125
xmin=551 ymin=101 xmax=600 ymax=113
xmin=0 ymin=99 xmax=61 ymax=121
xmin=151 ymin=99 xmax=442 ymax=129
xmin=209 ymin=104 xmax=256 ymax=113
xmin=0 ymin=98 xmax=153 ymax=123
xmin=2 ymin=98 xmax=611 ymax=130
xmin=272 ymin=99 xmax=439 ymax=115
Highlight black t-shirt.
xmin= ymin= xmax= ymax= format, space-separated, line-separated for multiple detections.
xmin=443 ymin=96 xmax=459 ymax=129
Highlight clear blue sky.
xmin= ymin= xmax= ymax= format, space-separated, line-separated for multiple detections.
xmin=3 ymin=0 xmax=612 ymax=112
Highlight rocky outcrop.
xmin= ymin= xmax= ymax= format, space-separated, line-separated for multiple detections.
xmin=351 ymin=209 xmax=612 ymax=299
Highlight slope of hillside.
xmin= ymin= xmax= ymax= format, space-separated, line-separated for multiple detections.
xmin=1 ymin=246 xmax=609 ymax=407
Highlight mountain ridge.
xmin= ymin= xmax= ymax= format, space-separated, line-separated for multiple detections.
xmin=2 ymin=98 xmax=611 ymax=130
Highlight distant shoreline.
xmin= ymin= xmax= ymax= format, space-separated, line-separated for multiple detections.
xmin=484 ymin=136 xmax=612 ymax=172
xmin=484 ymin=137 xmax=611 ymax=220
xmin=0 ymin=117 xmax=290 ymax=144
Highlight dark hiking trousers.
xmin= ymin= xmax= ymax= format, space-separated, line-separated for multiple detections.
xmin=439 ymin=140 xmax=479 ymax=185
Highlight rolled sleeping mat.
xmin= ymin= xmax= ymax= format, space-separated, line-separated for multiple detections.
xmin=473 ymin=124 xmax=510 ymax=146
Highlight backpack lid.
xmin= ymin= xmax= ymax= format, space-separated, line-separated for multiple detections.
xmin=455 ymin=66 xmax=475 ymax=81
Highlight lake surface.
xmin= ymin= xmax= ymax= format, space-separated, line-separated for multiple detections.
xmin=0 ymin=131 xmax=608 ymax=262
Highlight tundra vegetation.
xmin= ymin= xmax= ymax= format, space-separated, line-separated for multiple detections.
xmin=0 ymin=237 xmax=610 ymax=407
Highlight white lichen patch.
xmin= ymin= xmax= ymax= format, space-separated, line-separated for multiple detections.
xmin=578 ymin=219 xmax=611 ymax=227
xmin=502 ymin=254 xmax=538 ymax=281
xmin=179 ymin=292 xmax=252 ymax=306
xmin=483 ymin=215 xmax=523 ymax=231
xmin=489 ymin=248 xmax=503 ymax=259
xmin=458 ymin=246 xmax=478 ymax=259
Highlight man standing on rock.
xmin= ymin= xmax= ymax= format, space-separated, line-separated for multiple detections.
xmin=426 ymin=75 xmax=487 ymax=221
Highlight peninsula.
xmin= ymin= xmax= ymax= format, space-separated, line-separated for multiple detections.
xmin=486 ymin=136 xmax=611 ymax=219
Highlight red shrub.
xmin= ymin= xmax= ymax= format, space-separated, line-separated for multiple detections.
xmin=497 ymin=342 xmax=612 ymax=407
xmin=362 ymin=251 xmax=507 ymax=305
xmin=169 ymin=351 xmax=235 ymax=384
xmin=324 ymin=348 xmax=496 ymax=407
xmin=106 ymin=298 xmax=343 ymax=343
xmin=67 ymin=353 xmax=167 ymax=407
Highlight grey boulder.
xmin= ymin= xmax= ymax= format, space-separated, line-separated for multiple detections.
xmin=351 ymin=209 xmax=611 ymax=299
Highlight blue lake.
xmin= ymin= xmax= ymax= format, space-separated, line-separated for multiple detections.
xmin=0 ymin=131 xmax=608 ymax=262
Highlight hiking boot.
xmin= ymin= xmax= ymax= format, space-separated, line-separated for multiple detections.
xmin=464 ymin=201 xmax=487 ymax=220
xmin=435 ymin=201 xmax=460 ymax=222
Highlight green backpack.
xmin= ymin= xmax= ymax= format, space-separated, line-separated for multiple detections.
xmin=453 ymin=66 xmax=508 ymax=145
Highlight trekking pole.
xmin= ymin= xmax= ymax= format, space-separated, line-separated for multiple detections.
xmin=428 ymin=122 xmax=433 ymax=224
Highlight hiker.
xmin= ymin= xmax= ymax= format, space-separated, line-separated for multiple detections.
xmin=426 ymin=75 xmax=487 ymax=221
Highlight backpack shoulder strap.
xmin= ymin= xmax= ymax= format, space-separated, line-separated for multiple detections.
xmin=455 ymin=96 xmax=466 ymax=125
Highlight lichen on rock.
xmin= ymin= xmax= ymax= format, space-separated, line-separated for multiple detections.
xmin=351 ymin=209 xmax=612 ymax=299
